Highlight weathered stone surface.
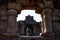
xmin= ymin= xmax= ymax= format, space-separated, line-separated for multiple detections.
xmin=7 ymin=9 xmax=18 ymax=15
xmin=52 ymin=9 xmax=60 ymax=32
xmin=39 ymin=3 xmax=44 ymax=8
xmin=0 ymin=0 xmax=60 ymax=40
xmin=42 ymin=9 xmax=53 ymax=32
xmin=45 ymin=1 xmax=53 ymax=9
xmin=8 ymin=3 xmax=22 ymax=11
xmin=1 ymin=16 xmax=7 ymax=20
xmin=7 ymin=16 xmax=17 ymax=34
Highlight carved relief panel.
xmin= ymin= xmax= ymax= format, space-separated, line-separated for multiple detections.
xmin=0 ymin=9 xmax=8 ymax=34
xmin=52 ymin=9 xmax=60 ymax=32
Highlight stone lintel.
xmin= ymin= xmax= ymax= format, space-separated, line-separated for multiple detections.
xmin=8 ymin=2 xmax=22 ymax=11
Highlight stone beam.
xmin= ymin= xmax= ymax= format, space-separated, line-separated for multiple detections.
xmin=8 ymin=2 xmax=22 ymax=12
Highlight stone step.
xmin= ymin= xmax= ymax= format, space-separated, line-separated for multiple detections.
xmin=19 ymin=36 xmax=44 ymax=40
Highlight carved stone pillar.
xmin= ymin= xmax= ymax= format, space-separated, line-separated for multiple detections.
xmin=0 ymin=9 xmax=8 ymax=34
xmin=7 ymin=9 xmax=18 ymax=35
xmin=41 ymin=9 xmax=55 ymax=40
xmin=40 ymin=13 xmax=46 ymax=33
xmin=43 ymin=9 xmax=53 ymax=32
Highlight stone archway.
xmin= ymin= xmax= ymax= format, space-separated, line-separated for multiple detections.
xmin=0 ymin=0 xmax=54 ymax=40
xmin=7 ymin=2 xmax=44 ymax=34
xmin=0 ymin=1 xmax=53 ymax=34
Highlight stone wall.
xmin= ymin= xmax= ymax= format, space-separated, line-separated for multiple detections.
xmin=0 ymin=0 xmax=60 ymax=40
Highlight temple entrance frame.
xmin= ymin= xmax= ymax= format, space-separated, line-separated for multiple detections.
xmin=0 ymin=1 xmax=53 ymax=36
xmin=18 ymin=9 xmax=45 ymax=33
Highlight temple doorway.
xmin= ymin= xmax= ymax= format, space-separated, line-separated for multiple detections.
xmin=17 ymin=10 xmax=42 ymax=36
xmin=25 ymin=24 xmax=33 ymax=36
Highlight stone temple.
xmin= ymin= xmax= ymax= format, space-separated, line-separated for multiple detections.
xmin=0 ymin=0 xmax=60 ymax=40
xmin=17 ymin=15 xmax=41 ymax=36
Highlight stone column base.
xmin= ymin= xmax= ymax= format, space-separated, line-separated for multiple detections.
xmin=41 ymin=32 xmax=55 ymax=40
xmin=0 ymin=33 xmax=19 ymax=40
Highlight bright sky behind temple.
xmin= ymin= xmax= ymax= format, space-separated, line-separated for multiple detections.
xmin=17 ymin=10 xmax=42 ymax=22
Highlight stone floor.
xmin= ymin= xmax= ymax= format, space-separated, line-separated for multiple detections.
xmin=19 ymin=36 xmax=44 ymax=40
